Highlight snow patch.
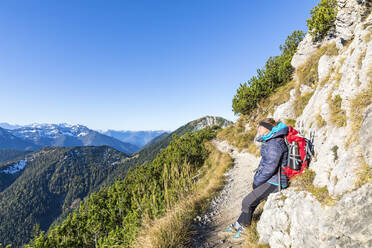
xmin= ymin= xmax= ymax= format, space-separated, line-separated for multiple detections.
xmin=1 ymin=160 xmax=27 ymax=174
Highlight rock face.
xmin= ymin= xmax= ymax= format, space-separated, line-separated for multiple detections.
xmin=257 ymin=181 xmax=372 ymax=248
xmin=273 ymin=89 xmax=297 ymax=121
xmin=360 ymin=105 xmax=372 ymax=167
xmin=193 ymin=116 xmax=233 ymax=131
xmin=254 ymin=0 xmax=372 ymax=247
xmin=279 ymin=0 xmax=372 ymax=196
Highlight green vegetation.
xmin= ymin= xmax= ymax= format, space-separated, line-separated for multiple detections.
xmin=217 ymin=115 xmax=256 ymax=152
xmin=0 ymin=146 xmax=128 ymax=247
xmin=0 ymin=244 xmax=12 ymax=248
xmin=328 ymin=94 xmax=347 ymax=127
xmin=0 ymin=149 xmax=30 ymax=163
xmin=331 ymin=145 xmax=339 ymax=162
xmin=232 ymin=30 xmax=305 ymax=115
xmin=135 ymin=141 xmax=233 ymax=248
xmin=26 ymin=127 xmax=220 ymax=248
xmin=0 ymin=117 xmax=228 ymax=247
xmin=306 ymin=0 xmax=338 ymax=41
xmin=291 ymin=169 xmax=334 ymax=205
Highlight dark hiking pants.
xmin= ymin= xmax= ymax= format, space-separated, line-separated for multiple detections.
xmin=237 ymin=182 xmax=278 ymax=227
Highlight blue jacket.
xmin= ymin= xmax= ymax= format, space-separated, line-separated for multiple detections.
xmin=253 ymin=122 xmax=289 ymax=188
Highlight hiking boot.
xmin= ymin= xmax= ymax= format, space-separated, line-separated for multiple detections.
xmin=230 ymin=229 xmax=245 ymax=244
xmin=218 ymin=224 xmax=236 ymax=239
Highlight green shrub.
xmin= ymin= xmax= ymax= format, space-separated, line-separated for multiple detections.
xmin=331 ymin=145 xmax=339 ymax=161
xmin=232 ymin=30 xmax=305 ymax=115
xmin=306 ymin=0 xmax=338 ymax=42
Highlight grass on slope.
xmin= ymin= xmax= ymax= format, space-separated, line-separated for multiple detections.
xmin=243 ymin=202 xmax=270 ymax=248
xmin=290 ymin=169 xmax=335 ymax=206
xmin=134 ymin=141 xmax=233 ymax=248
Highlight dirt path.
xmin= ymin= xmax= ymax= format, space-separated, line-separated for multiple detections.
xmin=190 ymin=139 xmax=260 ymax=248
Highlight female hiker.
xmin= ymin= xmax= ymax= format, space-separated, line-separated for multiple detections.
xmin=220 ymin=118 xmax=289 ymax=242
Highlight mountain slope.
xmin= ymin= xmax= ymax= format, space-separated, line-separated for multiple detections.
xmin=0 ymin=146 xmax=129 ymax=247
xmin=0 ymin=122 xmax=22 ymax=130
xmin=101 ymin=130 xmax=169 ymax=148
xmin=0 ymin=127 xmax=40 ymax=151
xmin=25 ymin=126 xmax=221 ymax=248
xmin=98 ymin=116 xmax=233 ymax=186
xmin=0 ymin=149 xmax=31 ymax=163
xmin=8 ymin=124 xmax=139 ymax=153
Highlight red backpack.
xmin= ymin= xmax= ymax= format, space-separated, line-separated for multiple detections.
xmin=281 ymin=126 xmax=315 ymax=179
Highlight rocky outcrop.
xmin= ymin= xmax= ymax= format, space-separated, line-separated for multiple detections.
xmin=292 ymin=0 xmax=371 ymax=68
xmin=278 ymin=0 xmax=372 ymax=196
xmin=257 ymin=181 xmax=372 ymax=248
xmin=360 ymin=105 xmax=372 ymax=167
xmin=193 ymin=116 xmax=233 ymax=131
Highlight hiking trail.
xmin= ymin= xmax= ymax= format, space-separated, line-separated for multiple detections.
xmin=191 ymin=139 xmax=260 ymax=248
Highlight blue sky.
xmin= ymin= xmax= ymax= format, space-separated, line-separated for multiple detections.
xmin=0 ymin=0 xmax=317 ymax=131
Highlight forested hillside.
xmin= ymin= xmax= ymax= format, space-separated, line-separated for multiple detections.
xmin=0 ymin=146 xmax=128 ymax=247
xmin=101 ymin=116 xmax=232 ymax=186
xmin=26 ymin=126 xmax=220 ymax=247
xmin=0 ymin=149 xmax=30 ymax=163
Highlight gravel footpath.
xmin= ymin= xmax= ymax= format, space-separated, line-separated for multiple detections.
xmin=190 ymin=139 xmax=260 ymax=248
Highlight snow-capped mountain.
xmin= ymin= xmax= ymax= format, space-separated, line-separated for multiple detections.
xmin=0 ymin=127 xmax=40 ymax=151
xmin=6 ymin=124 xmax=139 ymax=154
xmin=10 ymin=123 xmax=92 ymax=140
xmin=0 ymin=123 xmax=22 ymax=130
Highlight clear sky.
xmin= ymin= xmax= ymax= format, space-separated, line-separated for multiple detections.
xmin=0 ymin=0 xmax=317 ymax=131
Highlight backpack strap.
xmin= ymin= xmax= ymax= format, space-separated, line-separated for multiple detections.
xmin=278 ymin=166 xmax=281 ymax=192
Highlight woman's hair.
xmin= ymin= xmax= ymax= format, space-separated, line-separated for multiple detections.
xmin=258 ymin=118 xmax=278 ymax=130
xmin=260 ymin=118 xmax=278 ymax=126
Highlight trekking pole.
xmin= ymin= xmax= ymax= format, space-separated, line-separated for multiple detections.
xmin=278 ymin=166 xmax=281 ymax=192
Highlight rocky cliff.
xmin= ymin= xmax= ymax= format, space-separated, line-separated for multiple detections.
xmin=256 ymin=0 xmax=372 ymax=247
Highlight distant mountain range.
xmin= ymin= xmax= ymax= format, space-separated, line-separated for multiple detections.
xmin=0 ymin=118 xmax=230 ymax=155
xmin=0 ymin=127 xmax=40 ymax=151
xmin=0 ymin=123 xmax=170 ymax=154
xmin=0 ymin=123 xmax=141 ymax=154
xmin=0 ymin=122 xmax=22 ymax=130
xmin=100 ymin=130 xmax=169 ymax=148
